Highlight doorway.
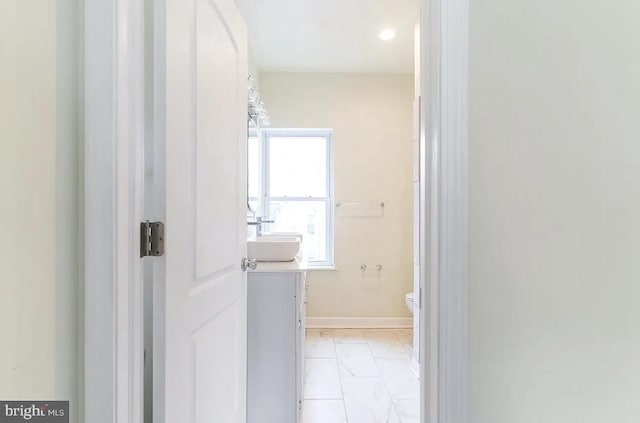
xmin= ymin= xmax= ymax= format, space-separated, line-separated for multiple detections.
xmin=84 ymin=0 xmax=470 ymax=421
xmin=238 ymin=1 xmax=423 ymax=421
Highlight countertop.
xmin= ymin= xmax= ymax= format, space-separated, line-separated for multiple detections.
xmin=248 ymin=257 xmax=310 ymax=273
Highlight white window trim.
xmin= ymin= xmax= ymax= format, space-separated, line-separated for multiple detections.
xmin=256 ymin=128 xmax=335 ymax=267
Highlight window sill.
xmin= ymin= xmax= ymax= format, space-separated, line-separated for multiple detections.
xmin=307 ymin=264 xmax=338 ymax=271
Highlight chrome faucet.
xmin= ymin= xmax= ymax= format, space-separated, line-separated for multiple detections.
xmin=247 ymin=216 xmax=274 ymax=237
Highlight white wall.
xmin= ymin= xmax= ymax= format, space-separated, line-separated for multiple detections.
xmin=259 ymin=72 xmax=414 ymax=319
xmin=0 ymin=0 xmax=81 ymax=419
xmin=469 ymin=0 xmax=640 ymax=421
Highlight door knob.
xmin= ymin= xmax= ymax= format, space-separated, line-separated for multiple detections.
xmin=241 ymin=257 xmax=258 ymax=271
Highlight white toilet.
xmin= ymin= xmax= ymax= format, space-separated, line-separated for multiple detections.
xmin=405 ymin=292 xmax=415 ymax=315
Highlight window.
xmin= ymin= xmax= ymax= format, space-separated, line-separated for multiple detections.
xmin=248 ymin=129 xmax=334 ymax=266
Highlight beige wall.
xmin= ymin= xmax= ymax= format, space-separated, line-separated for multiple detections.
xmin=260 ymin=72 xmax=414 ymax=318
xmin=469 ymin=0 xmax=640 ymax=421
xmin=0 ymin=0 xmax=81 ymax=419
xmin=248 ymin=46 xmax=260 ymax=87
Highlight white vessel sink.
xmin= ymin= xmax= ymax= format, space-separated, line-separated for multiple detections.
xmin=247 ymin=236 xmax=301 ymax=262
xmin=260 ymin=232 xmax=304 ymax=243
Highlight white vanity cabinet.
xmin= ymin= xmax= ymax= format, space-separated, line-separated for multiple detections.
xmin=247 ymin=267 xmax=307 ymax=423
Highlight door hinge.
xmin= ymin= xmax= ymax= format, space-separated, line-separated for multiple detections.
xmin=140 ymin=221 xmax=165 ymax=257
xmin=419 ymin=286 xmax=423 ymax=309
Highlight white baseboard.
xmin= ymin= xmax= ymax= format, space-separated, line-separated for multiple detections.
xmin=306 ymin=317 xmax=414 ymax=329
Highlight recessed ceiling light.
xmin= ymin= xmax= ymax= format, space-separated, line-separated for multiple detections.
xmin=379 ymin=28 xmax=396 ymax=41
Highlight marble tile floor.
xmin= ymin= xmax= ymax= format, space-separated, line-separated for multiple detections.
xmin=302 ymin=328 xmax=419 ymax=423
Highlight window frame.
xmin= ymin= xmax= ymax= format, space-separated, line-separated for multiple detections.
xmin=247 ymin=129 xmax=261 ymax=211
xmin=251 ymin=128 xmax=335 ymax=267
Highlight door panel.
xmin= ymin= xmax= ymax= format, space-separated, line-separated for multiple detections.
xmin=194 ymin=0 xmax=242 ymax=282
xmin=154 ymin=0 xmax=248 ymax=421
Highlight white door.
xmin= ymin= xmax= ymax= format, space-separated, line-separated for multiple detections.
xmin=153 ymin=0 xmax=248 ymax=422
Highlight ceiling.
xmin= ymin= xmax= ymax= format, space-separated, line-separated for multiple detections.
xmin=236 ymin=0 xmax=420 ymax=74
